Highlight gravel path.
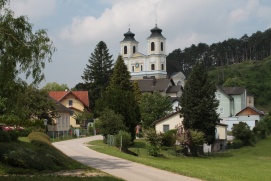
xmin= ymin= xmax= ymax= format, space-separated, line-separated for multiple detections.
xmin=53 ymin=135 xmax=201 ymax=181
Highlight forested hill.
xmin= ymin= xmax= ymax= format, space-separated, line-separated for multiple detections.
xmin=209 ymin=57 xmax=271 ymax=111
xmin=166 ymin=28 xmax=271 ymax=111
xmin=167 ymin=28 xmax=271 ymax=77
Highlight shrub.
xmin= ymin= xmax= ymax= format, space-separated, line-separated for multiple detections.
xmin=115 ymin=130 xmax=131 ymax=149
xmin=147 ymin=144 xmax=160 ymax=157
xmin=231 ymin=139 xmax=244 ymax=149
xmin=145 ymin=128 xmax=162 ymax=147
xmin=0 ymin=130 xmax=11 ymax=142
xmin=161 ymin=129 xmax=176 ymax=147
xmin=232 ymin=122 xmax=255 ymax=146
xmin=88 ymin=126 xmax=94 ymax=136
xmin=28 ymin=132 xmax=51 ymax=147
xmin=253 ymin=120 xmax=268 ymax=139
xmin=8 ymin=130 xmax=19 ymax=141
xmin=17 ymin=128 xmax=32 ymax=137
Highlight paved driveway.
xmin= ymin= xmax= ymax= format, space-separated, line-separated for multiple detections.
xmin=53 ymin=135 xmax=201 ymax=181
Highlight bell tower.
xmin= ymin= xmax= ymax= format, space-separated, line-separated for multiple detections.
xmin=147 ymin=24 xmax=166 ymax=55
xmin=120 ymin=28 xmax=138 ymax=58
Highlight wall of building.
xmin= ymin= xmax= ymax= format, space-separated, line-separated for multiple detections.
xmin=216 ymin=89 xmax=231 ymax=118
xmin=155 ymin=113 xmax=183 ymax=133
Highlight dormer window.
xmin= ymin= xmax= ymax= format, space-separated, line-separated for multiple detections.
xmin=151 ymin=42 xmax=155 ymax=51
xmin=124 ymin=46 xmax=127 ymax=54
xmin=161 ymin=42 xmax=163 ymax=51
xmin=133 ymin=46 xmax=136 ymax=54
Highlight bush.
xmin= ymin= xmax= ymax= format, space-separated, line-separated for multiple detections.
xmin=231 ymin=139 xmax=244 ymax=149
xmin=0 ymin=130 xmax=11 ymax=142
xmin=232 ymin=122 xmax=255 ymax=146
xmin=8 ymin=130 xmax=19 ymax=141
xmin=253 ymin=120 xmax=268 ymax=139
xmin=147 ymin=144 xmax=160 ymax=157
xmin=115 ymin=130 xmax=131 ymax=149
xmin=145 ymin=128 xmax=162 ymax=147
xmin=17 ymin=128 xmax=32 ymax=137
xmin=28 ymin=132 xmax=51 ymax=147
xmin=88 ymin=126 xmax=94 ymax=136
xmin=161 ymin=129 xmax=176 ymax=147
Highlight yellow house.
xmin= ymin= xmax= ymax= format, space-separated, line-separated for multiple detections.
xmin=49 ymin=91 xmax=90 ymax=127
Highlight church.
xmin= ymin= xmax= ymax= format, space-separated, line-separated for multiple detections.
xmin=120 ymin=25 xmax=185 ymax=111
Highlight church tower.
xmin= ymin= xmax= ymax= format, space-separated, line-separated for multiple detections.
xmin=120 ymin=29 xmax=138 ymax=58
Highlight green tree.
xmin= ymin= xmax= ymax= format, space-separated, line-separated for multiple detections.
xmin=140 ymin=91 xmax=172 ymax=128
xmin=232 ymin=122 xmax=255 ymax=145
xmin=132 ymin=81 xmax=142 ymax=103
xmin=0 ymin=0 xmax=55 ymax=116
xmin=81 ymin=41 xmax=113 ymax=110
xmin=180 ymin=61 xmax=219 ymax=144
xmin=223 ymin=77 xmax=245 ymax=87
xmin=42 ymin=82 xmax=69 ymax=91
xmin=95 ymin=55 xmax=140 ymax=140
xmin=98 ymin=108 xmax=126 ymax=135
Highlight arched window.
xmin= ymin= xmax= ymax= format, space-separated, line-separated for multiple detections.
xmin=161 ymin=42 xmax=163 ymax=51
xmin=132 ymin=66 xmax=134 ymax=72
xmin=124 ymin=46 xmax=127 ymax=54
xmin=161 ymin=64 xmax=164 ymax=70
xmin=133 ymin=46 xmax=136 ymax=54
xmin=151 ymin=64 xmax=155 ymax=70
xmin=151 ymin=42 xmax=155 ymax=51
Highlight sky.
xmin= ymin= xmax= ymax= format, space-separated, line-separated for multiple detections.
xmin=7 ymin=0 xmax=271 ymax=88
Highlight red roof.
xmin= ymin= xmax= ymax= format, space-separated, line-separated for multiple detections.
xmin=49 ymin=91 xmax=89 ymax=108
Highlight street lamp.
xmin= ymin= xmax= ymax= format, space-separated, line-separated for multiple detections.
xmin=44 ymin=119 xmax=48 ymax=134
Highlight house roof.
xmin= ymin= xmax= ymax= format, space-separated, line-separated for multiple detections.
xmin=152 ymin=111 xmax=181 ymax=126
xmin=136 ymin=78 xmax=173 ymax=92
xmin=166 ymin=85 xmax=182 ymax=93
xmin=49 ymin=91 xmax=89 ymax=108
xmin=221 ymin=86 xmax=246 ymax=95
xmin=54 ymin=100 xmax=73 ymax=114
xmin=235 ymin=106 xmax=265 ymax=116
xmin=169 ymin=97 xmax=180 ymax=103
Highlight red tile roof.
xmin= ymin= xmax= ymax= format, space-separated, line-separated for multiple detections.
xmin=49 ymin=91 xmax=89 ymax=108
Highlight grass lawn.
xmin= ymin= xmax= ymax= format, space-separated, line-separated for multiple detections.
xmin=89 ymin=137 xmax=271 ymax=181
xmin=0 ymin=176 xmax=122 ymax=181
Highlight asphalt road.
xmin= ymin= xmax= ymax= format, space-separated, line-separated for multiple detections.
xmin=52 ymin=135 xmax=201 ymax=181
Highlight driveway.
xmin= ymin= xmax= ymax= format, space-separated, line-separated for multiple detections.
xmin=53 ymin=135 xmax=201 ymax=181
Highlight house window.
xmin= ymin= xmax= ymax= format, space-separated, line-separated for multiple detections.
xmin=255 ymin=120 xmax=259 ymax=125
xmin=151 ymin=64 xmax=155 ymax=70
xmin=133 ymin=46 xmax=136 ymax=54
xmin=68 ymin=100 xmax=73 ymax=106
xmin=161 ymin=42 xmax=163 ymax=51
xmin=151 ymin=42 xmax=155 ymax=51
xmin=140 ymin=65 xmax=143 ymax=71
xmin=219 ymin=108 xmax=224 ymax=114
xmin=216 ymin=93 xmax=221 ymax=100
xmin=161 ymin=64 xmax=164 ymax=70
xmin=124 ymin=46 xmax=127 ymax=54
xmin=163 ymin=125 xmax=169 ymax=132
xmin=132 ymin=66 xmax=135 ymax=72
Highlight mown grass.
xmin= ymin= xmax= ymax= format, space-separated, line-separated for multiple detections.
xmin=0 ymin=176 xmax=122 ymax=181
xmin=89 ymin=137 xmax=271 ymax=181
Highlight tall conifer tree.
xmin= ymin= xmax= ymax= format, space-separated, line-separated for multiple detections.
xmin=82 ymin=41 xmax=113 ymax=110
xmin=96 ymin=55 xmax=140 ymax=140
xmin=180 ymin=61 xmax=219 ymax=144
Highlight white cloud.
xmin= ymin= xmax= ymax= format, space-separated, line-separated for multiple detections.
xmin=9 ymin=0 xmax=56 ymax=21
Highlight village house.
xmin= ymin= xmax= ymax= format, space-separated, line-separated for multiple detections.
xmin=49 ymin=91 xmax=90 ymax=128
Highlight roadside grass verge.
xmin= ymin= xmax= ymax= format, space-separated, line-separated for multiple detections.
xmin=0 ymin=132 xmax=122 ymax=181
xmin=0 ymin=176 xmax=122 ymax=181
xmin=89 ymin=137 xmax=271 ymax=181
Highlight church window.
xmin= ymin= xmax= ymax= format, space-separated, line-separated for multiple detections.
xmin=151 ymin=64 xmax=155 ymax=70
xmin=161 ymin=42 xmax=163 ymax=51
xmin=151 ymin=42 xmax=155 ymax=51
xmin=161 ymin=64 xmax=164 ymax=70
xmin=124 ymin=46 xmax=127 ymax=54
xmin=133 ymin=46 xmax=136 ymax=54
xmin=132 ymin=66 xmax=134 ymax=72
xmin=141 ymin=65 xmax=143 ymax=71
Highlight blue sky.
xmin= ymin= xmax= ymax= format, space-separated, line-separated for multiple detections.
xmin=8 ymin=0 xmax=271 ymax=88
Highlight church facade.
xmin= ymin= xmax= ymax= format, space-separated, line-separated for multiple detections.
xmin=120 ymin=25 xmax=167 ymax=80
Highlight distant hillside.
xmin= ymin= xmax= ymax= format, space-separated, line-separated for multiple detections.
xmin=208 ymin=56 xmax=271 ymax=112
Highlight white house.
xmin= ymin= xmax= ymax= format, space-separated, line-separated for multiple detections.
xmin=153 ymin=111 xmax=227 ymax=152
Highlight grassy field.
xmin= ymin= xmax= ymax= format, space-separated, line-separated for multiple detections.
xmin=89 ymin=137 xmax=271 ymax=181
xmin=0 ymin=134 xmax=122 ymax=181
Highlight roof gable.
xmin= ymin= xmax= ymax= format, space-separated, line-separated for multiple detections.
xmin=235 ymin=106 xmax=264 ymax=116
xmin=152 ymin=111 xmax=180 ymax=125
xmin=49 ymin=91 xmax=89 ymax=108
xmin=131 ymin=52 xmax=145 ymax=58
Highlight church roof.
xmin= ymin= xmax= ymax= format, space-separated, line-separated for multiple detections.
xmin=166 ymin=85 xmax=182 ymax=93
xmin=135 ymin=78 xmax=172 ymax=92
xmin=121 ymin=29 xmax=138 ymax=42
xmin=148 ymin=24 xmax=165 ymax=39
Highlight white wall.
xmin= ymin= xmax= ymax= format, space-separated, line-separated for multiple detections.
xmin=155 ymin=113 xmax=183 ymax=133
